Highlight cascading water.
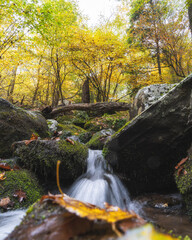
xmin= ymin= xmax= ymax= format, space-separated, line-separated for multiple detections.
xmin=68 ymin=149 xmax=131 ymax=209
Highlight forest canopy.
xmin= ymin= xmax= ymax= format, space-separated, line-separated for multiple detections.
xmin=0 ymin=0 xmax=191 ymax=107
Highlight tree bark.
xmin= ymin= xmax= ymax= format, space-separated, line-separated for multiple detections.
xmin=82 ymin=78 xmax=90 ymax=103
xmin=188 ymin=2 xmax=192 ymax=37
xmin=42 ymin=102 xmax=130 ymax=118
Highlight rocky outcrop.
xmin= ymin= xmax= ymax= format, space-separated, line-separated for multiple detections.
xmin=13 ymin=139 xmax=88 ymax=182
xmin=86 ymin=129 xmax=115 ymax=150
xmin=105 ymin=74 xmax=192 ymax=195
xmin=130 ymin=83 xmax=175 ymax=119
xmin=0 ymin=98 xmax=48 ymax=157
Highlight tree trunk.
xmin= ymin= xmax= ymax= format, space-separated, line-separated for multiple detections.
xmin=82 ymin=78 xmax=90 ymax=103
xmin=42 ymin=102 xmax=130 ymax=118
xmin=188 ymin=2 xmax=192 ymax=37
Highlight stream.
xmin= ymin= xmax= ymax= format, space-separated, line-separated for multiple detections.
xmin=1 ymin=149 xmax=192 ymax=239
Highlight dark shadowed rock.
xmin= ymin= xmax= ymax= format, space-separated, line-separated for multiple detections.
xmin=105 ymin=74 xmax=192 ymax=195
xmin=0 ymin=98 xmax=48 ymax=157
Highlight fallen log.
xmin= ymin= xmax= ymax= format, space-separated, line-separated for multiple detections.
xmin=42 ymin=102 xmax=130 ymax=118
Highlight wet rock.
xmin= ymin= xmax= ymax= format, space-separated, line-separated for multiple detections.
xmin=0 ymin=169 xmax=42 ymax=211
xmin=0 ymin=98 xmax=48 ymax=158
xmin=105 ymin=74 xmax=192 ymax=195
xmin=13 ymin=139 xmax=88 ymax=182
xmin=5 ymin=200 xmax=115 ymax=240
xmin=86 ymin=129 xmax=115 ymax=150
xmin=130 ymin=83 xmax=175 ymax=119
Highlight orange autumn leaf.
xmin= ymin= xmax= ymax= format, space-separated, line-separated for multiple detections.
xmin=0 ymin=172 xmax=6 ymax=181
xmin=30 ymin=133 xmax=38 ymax=140
xmin=41 ymin=194 xmax=144 ymax=224
xmin=66 ymin=138 xmax=74 ymax=145
xmin=24 ymin=133 xmax=39 ymax=145
xmin=0 ymin=163 xmax=12 ymax=171
xmin=175 ymin=157 xmax=188 ymax=169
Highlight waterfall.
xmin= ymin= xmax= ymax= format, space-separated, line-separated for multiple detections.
xmin=67 ymin=149 xmax=131 ymax=209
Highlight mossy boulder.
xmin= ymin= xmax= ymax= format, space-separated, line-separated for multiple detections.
xmin=13 ymin=139 xmax=88 ymax=182
xmin=86 ymin=129 xmax=115 ymax=150
xmin=175 ymin=145 xmax=192 ymax=218
xmin=0 ymin=98 xmax=48 ymax=158
xmin=0 ymin=169 xmax=42 ymax=211
xmin=84 ymin=112 xmax=128 ymax=134
xmin=58 ymin=123 xmax=87 ymax=140
xmin=72 ymin=111 xmax=90 ymax=128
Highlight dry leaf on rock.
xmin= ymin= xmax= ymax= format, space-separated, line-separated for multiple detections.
xmin=0 ymin=197 xmax=14 ymax=209
xmin=0 ymin=163 xmax=12 ymax=171
xmin=0 ymin=172 xmax=6 ymax=181
xmin=41 ymin=194 xmax=145 ymax=237
xmin=13 ymin=189 xmax=27 ymax=202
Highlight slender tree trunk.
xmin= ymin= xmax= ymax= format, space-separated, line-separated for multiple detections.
xmin=32 ymin=57 xmax=42 ymax=106
xmin=82 ymin=77 xmax=90 ymax=103
xmin=188 ymin=2 xmax=192 ymax=37
xmin=7 ymin=65 xmax=18 ymax=103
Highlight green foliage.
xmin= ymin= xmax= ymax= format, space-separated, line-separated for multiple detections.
xmin=0 ymin=170 xmax=42 ymax=210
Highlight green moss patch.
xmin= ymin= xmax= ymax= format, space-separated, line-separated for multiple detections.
xmin=0 ymin=169 xmax=42 ymax=210
xmin=14 ymin=139 xmax=88 ymax=181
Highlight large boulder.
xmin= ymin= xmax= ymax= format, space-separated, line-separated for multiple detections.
xmin=130 ymin=83 xmax=175 ymax=119
xmin=0 ymin=98 xmax=48 ymax=157
xmin=13 ymin=139 xmax=88 ymax=183
xmin=105 ymin=74 xmax=192 ymax=195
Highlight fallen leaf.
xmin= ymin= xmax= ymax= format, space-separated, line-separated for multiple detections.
xmin=0 ymin=163 xmax=12 ymax=171
xmin=0 ymin=197 xmax=14 ymax=209
xmin=0 ymin=172 xmax=6 ymax=181
xmin=0 ymin=197 xmax=10 ymax=207
xmin=175 ymin=157 xmax=188 ymax=169
xmin=66 ymin=138 xmax=74 ymax=145
xmin=177 ymin=166 xmax=184 ymax=176
xmin=31 ymin=133 xmax=38 ymax=140
xmin=41 ymin=194 xmax=144 ymax=225
xmin=24 ymin=133 xmax=39 ymax=145
xmin=13 ymin=189 xmax=26 ymax=202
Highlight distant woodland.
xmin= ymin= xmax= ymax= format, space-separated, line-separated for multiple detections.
xmin=0 ymin=0 xmax=191 ymax=107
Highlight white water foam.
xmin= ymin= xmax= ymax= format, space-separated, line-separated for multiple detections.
xmin=68 ymin=149 xmax=131 ymax=209
xmin=0 ymin=210 xmax=26 ymax=239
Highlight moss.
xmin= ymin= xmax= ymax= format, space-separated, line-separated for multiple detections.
xmin=0 ymin=169 xmax=43 ymax=210
xmin=79 ymin=132 xmax=92 ymax=144
xmin=86 ymin=130 xmax=114 ymax=150
xmin=15 ymin=139 xmax=88 ymax=181
xmin=84 ymin=112 xmax=128 ymax=134
xmin=58 ymin=123 xmax=86 ymax=137
xmin=0 ymin=101 xmax=48 ymax=157
xmin=56 ymin=115 xmax=74 ymax=124
xmin=175 ymin=157 xmax=192 ymax=218
xmin=102 ymin=145 xmax=110 ymax=159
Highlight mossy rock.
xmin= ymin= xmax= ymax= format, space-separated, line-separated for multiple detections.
xmin=0 ymin=169 xmax=42 ymax=211
xmin=86 ymin=129 xmax=115 ymax=150
xmin=79 ymin=132 xmax=92 ymax=144
xmin=84 ymin=112 xmax=128 ymax=134
xmin=0 ymin=98 xmax=48 ymax=158
xmin=56 ymin=114 xmax=74 ymax=125
xmin=72 ymin=111 xmax=90 ymax=128
xmin=13 ymin=139 xmax=88 ymax=182
xmin=58 ymin=123 xmax=87 ymax=139
xmin=175 ymin=152 xmax=192 ymax=218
